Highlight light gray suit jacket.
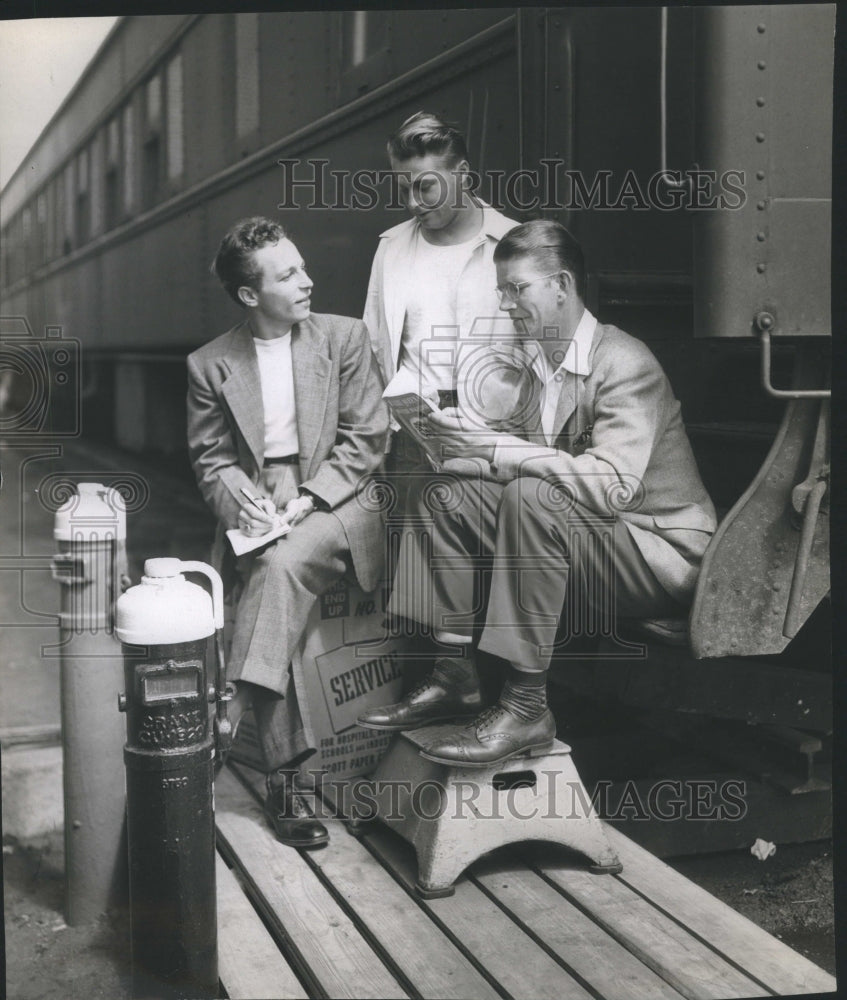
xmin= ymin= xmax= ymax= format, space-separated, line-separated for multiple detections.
xmin=186 ymin=313 xmax=388 ymax=592
xmin=490 ymin=323 xmax=717 ymax=602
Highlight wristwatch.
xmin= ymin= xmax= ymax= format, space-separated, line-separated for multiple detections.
xmin=297 ymin=488 xmax=323 ymax=511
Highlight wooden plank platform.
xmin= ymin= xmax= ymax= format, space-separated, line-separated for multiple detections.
xmin=215 ymin=764 xmax=837 ymax=1000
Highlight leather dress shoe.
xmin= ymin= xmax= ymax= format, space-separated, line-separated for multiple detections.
xmin=356 ymin=659 xmax=483 ymax=731
xmin=264 ymin=780 xmax=329 ymax=849
xmin=419 ymin=704 xmax=556 ymax=767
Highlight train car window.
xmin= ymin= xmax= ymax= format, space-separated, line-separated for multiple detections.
xmin=123 ymin=103 xmax=136 ymax=214
xmin=142 ymin=74 xmax=163 ymax=208
xmin=75 ymin=149 xmax=90 ymax=247
xmin=45 ymin=183 xmax=56 ymax=261
xmin=62 ymin=163 xmax=74 ymax=255
xmin=77 ymin=148 xmax=89 ymax=193
xmin=36 ymin=193 xmax=46 ymax=267
xmin=14 ymin=214 xmax=25 ymax=282
xmin=166 ymin=54 xmax=184 ymax=181
xmin=21 ymin=207 xmax=31 ymax=273
xmin=235 ymin=13 xmax=260 ymax=139
xmin=90 ymin=132 xmax=104 ymax=237
xmin=105 ymin=118 xmax=121 ymax=231
xmin=347 ymin=11 xmax=370 ymax=67
xmin=146 ymin=74 xmax=162 ymax=130
xmin=2 ymin=220 xmax=12 ymax=285
xmin=107 ymin=118 xmax=120 ymax=168
xmin=344 ymin=11 xmax=388 ymax=66
xmin=336 ymin=11 xmax=391 ymax=100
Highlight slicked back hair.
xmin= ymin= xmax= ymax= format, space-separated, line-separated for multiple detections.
xmin=494 ymin=219 xmax=586 ymax=300
xmin=211 ymin=216 xmax=288 ymax=306
xmin=387 ymin=111 xmax=469 ymax=164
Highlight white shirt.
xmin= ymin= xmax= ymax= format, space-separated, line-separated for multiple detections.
xmin=253 ymin=333 xmax=299 ymax=458
xmin=397 ymin=229 xmax=480 ymax=393
xmin=533 ymin=308 xmax=597 ymax=444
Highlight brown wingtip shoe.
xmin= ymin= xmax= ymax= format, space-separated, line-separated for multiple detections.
xmin=418 ymin=704 xmax=556 ymax=767
xmin=357 ymin=657 xmax=483 ymax=731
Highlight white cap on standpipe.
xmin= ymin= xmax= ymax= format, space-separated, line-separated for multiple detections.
xmin=115 ymin=558 xmax=216 ymax=645
xmin=54 ymin=482 xmax=127 ymax=542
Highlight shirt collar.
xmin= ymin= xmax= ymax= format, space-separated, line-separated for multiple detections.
xmin=477 ymin=201 xmax=517 ymax=241
xmin=380 ymin=200 xmax=515 ymax=243
xmin=252 ymin=329 xmax=292 ymax=346
xmin=538 ymin=308 xmax=596 ymax=381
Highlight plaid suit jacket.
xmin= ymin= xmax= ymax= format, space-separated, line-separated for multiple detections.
xmin=490 ymin=323 xmax=717 ymax=602
xmin=186 ymin=313 xmax=388 ymax=591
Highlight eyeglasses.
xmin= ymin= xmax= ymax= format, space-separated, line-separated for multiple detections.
xmin=495 ymin=272 xmax=562 ymax=302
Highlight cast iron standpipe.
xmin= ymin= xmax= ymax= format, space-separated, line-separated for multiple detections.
xmin=116 ymin=558 xmax=228 ymax=999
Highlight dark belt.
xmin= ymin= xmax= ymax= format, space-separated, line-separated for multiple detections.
xmin=263 ymin=454 xmax=299 ymax=467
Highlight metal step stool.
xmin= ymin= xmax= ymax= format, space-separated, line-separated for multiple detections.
xmin=361 ymin=724 xmax=622 ymax=897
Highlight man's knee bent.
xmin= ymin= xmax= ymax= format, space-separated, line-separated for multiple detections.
xmin=498 ymin=476 xmax=575 ymax=518
xmin=405 ymin=470 xmax=474 ymax=522
xmin=263 ymin=514 xmax=348 ymax=592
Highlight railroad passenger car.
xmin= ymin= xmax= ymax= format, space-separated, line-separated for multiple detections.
xmin=0 ymin=9 xmax=834 ymax=842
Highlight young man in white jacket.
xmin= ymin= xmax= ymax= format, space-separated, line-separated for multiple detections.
xmin=363 ymin=112 xmax=518 ymax=477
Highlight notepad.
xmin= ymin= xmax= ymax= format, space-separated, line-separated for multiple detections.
xmin=225 ymin=518 xmax=291 ymax=557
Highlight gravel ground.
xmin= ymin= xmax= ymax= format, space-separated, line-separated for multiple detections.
xmin=3 ymin=833 xmax=132 ymax=1000
xmin=2 ymin=827 xmax=836 ymax=999
xmin=671 ymin=841 xmax=836 ymax=976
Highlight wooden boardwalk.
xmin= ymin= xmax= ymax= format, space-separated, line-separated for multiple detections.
xmin=215 ymin=763 xmax=836 ymax=1000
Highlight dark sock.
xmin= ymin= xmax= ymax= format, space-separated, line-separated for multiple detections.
xmin=267 ymin=768 xmax=296 ymax=795
xmin=499 ymin=666 xmax=548 ymax=721
xmin=432 ymin=633 xmax=472 ymax=660
xmin=227 ymin=681 xmax=254 ymax=731
xmin=265 ymin=745 xmax=318 ymax=793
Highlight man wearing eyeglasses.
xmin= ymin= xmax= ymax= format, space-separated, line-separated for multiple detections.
xmin=359 ymin=219 xmax=716 ymax=765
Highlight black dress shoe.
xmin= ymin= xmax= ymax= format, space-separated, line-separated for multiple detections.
xmin=264 ymin=780 xmax=329 ymax=849
xmin=419 ymin=704 xmax=556 ymax=767
xmin=357 ymin=657 xmax=483 ymax=731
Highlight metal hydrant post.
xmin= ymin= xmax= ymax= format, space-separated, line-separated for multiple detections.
xmin=116 ymin=558 xmax=225 ymax=1000
xmin=52 ymin=482 xmax=128 ymax=925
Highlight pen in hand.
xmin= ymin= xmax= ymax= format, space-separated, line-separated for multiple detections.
xmin=240 ymin=487 xmax=275 ymax=523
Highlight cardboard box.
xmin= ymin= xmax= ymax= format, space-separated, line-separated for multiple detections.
xmin=230 ymin=578 xmax=406 ymax=780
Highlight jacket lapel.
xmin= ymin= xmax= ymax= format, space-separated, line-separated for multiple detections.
xmin=291 ymin=316 xmax=331 ymax=478
xmin=552 ymin=370 xmax=582 ymax=441
xmin=221 ymin=325 xmax=265 ymax=472
xmin=552 ymin=323 xmax=600 ymax=448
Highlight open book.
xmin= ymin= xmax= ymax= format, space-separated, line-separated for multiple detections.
xmin=226 ymin=517 xmax=291 ymax=557
xmin=384 ymin=391 xmax=443 ymax=469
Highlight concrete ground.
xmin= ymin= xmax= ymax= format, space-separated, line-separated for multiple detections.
xmin=1 ymin=438 xmax=838 ymax=996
